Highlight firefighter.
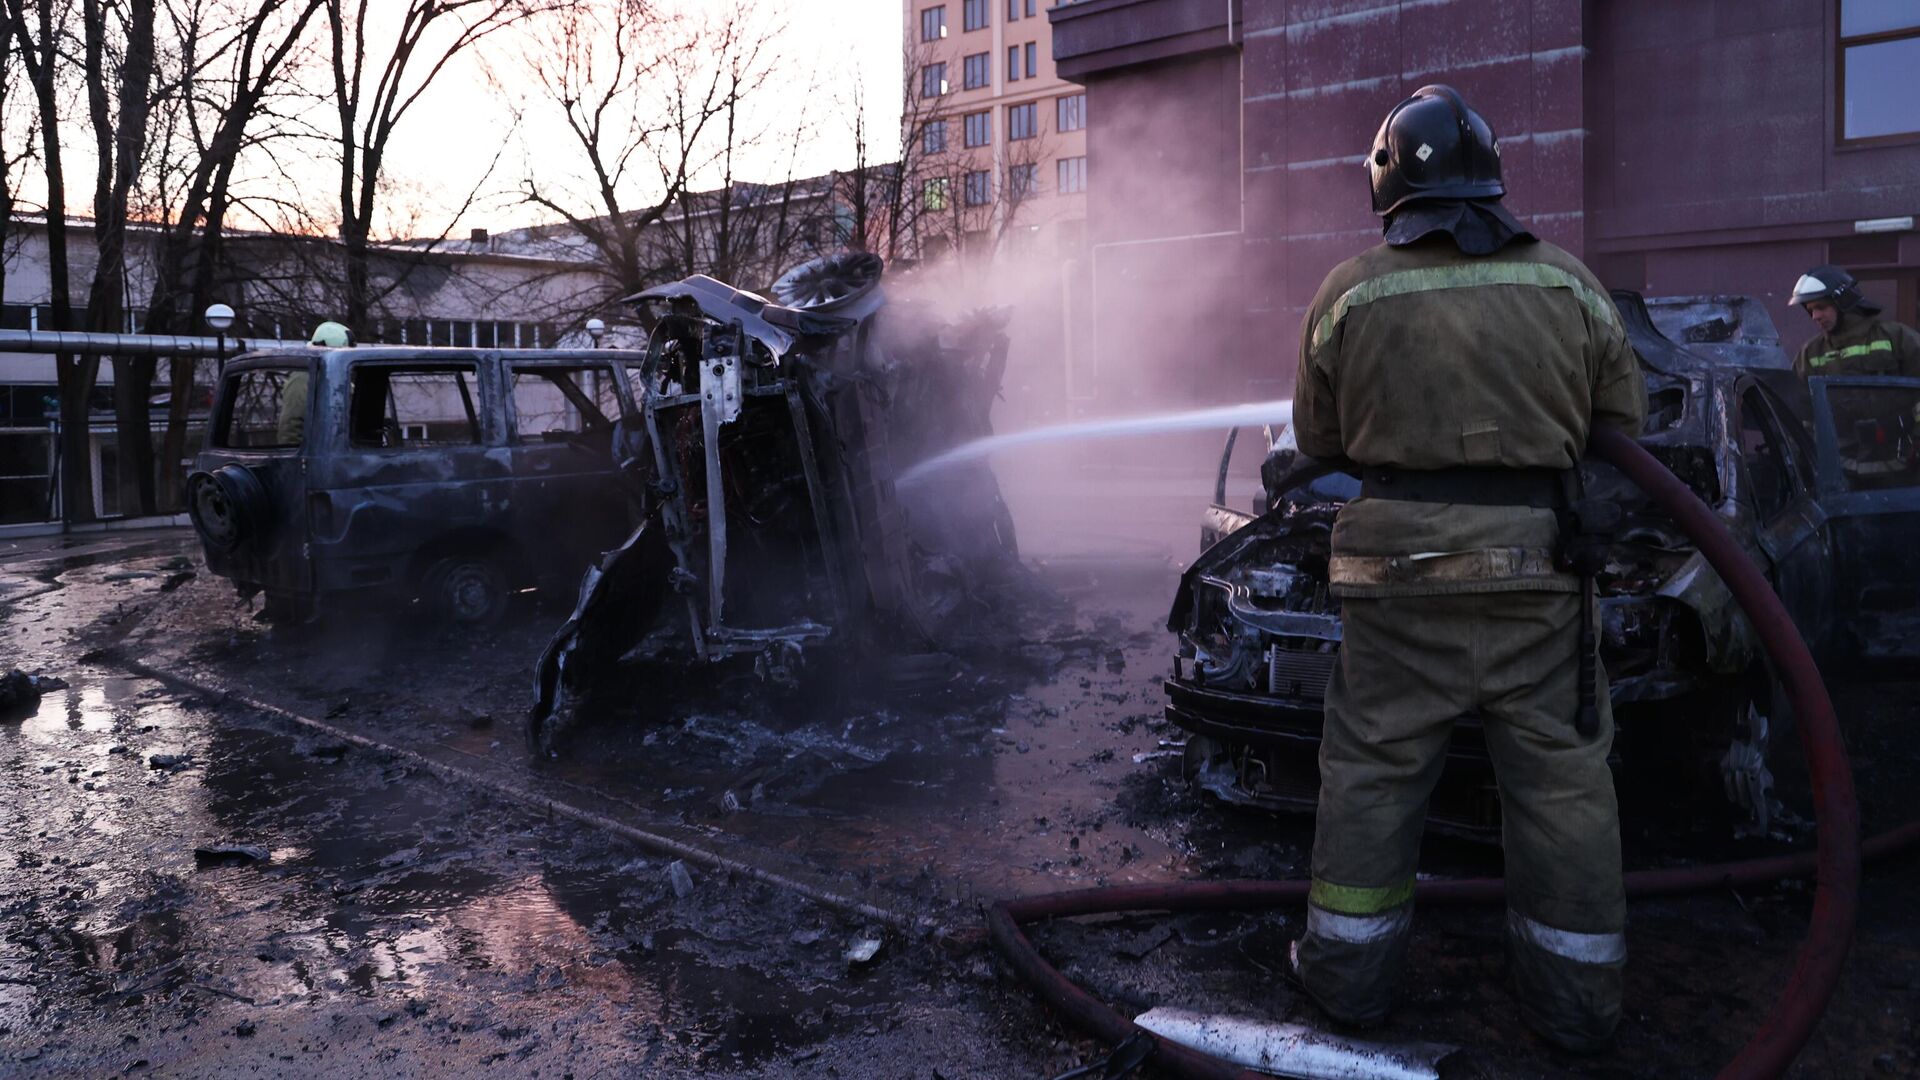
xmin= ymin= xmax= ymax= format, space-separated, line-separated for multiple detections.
xmin=275 ymin=321 xmax=352 ymax=445
xmin=1789 ymin=265 xmax=1920 ymax=379
xmin=1289 ymin=85 xmax=1645 ymax=1054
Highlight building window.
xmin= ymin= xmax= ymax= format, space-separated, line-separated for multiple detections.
xmin=1007 ymin=0 xmax=1019 ymax=19
xmin=1057 ymin=93 xmax=1086 ymax=132
xmin=1007 ymin=45 xmax=1020 ymax=82
xmin=1024 ymin=0 xmax=1035 ymax=14
xmin=1840 ymin=2 xmax=1920 ymax=142
xmin=1057 ymin=155 xmax=1087 ymax=194
xmin=963 ymin=0 xmax=988 ymax=32
xmin=964 ymin=110 xmax=991 ymax=147
xmin=1024 ymin=42 xmax=1037 ymax=79
xmin=1009 ymin=162 xmax=1039 ymax=199
xmin=963 ymin=169 xmax=992 ymax=206
xmin=924 ymin=177 xmax=951 ymax=211
xmin=963 ymin=52 xmax=990 ymax=89
xmin=921 ymin=62 xmax=948 ymax=98
xmin=1008 ymin=102 xmax=1037 ymax=140
xmin=920 ymin=5 xmax=946 ymax=41
xmin=922 ymin=120 xmax=948 ymax=155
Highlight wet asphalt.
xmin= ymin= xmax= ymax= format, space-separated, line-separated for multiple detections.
xmin=1 ymin=527 xmax=1916 ymax=1078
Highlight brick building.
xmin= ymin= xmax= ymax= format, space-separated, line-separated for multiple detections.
xmin=1049 ymin=0 xmax=1920 ymax=407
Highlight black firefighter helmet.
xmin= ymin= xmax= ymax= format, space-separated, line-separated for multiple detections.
xmin=1790 ymin=265 xmax=1881 ymax=315
xmin=1367 ymin=84 xmax=1505 ymax=216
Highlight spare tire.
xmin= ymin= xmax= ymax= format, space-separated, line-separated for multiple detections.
xmin=186 ymin=465 xmax=271 ymax=554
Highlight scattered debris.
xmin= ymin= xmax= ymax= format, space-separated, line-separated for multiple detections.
xmin=1047 ymin=1030 xmax=1155 ymax=1080
xmin=159 ymin=571 xmax=196 ymax=592
xmin=148 ymin=753 xmax=192 ymax=771
xmin=194 ymin=844 xmax=271 ymax=868
xmin=0 ymin=669 xmax=67 ymax=719
xmin=844 ymin=936 xmax=883 ymax=966
xmin=666 ymin=859 xmax=695 ymax=898
xmin=1133 ymin=1006 xmax=1456 ymax=1080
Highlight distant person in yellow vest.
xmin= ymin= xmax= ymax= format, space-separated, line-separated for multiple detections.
xmin=1789 ymin=265 xmax=1920 ymax=379
xmin=276 ymin=321 xmax=352 ymax=445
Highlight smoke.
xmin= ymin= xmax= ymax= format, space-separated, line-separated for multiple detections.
xmin=878 ymin=82 xmax=1297 ymax=564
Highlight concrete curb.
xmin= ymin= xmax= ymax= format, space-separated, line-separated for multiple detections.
xmin=106 ymin=652 xmax=960 ymax=942
xmin=0 ymin=514 xmax=192 ymax=539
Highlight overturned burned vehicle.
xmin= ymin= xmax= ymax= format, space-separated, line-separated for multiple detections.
xmin=528 ymin=254 xmax=1021 ymax=754
xmin=1168 ymin=292 xmax=1920 ymax=835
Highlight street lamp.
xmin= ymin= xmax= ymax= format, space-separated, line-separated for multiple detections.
xmin=205 ymin=303 xmax=235 ymax=372
xmin=585 ymin=317 xmax=606 ymax=348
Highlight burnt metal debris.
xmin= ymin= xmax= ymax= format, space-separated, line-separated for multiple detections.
xmin=527 ymin=253 xmax=1023 ymax=754
xmin=1167 ymin=291 xmax=1920 ymax=836
xmin=0 ymin=670 xmax=67 ymax=720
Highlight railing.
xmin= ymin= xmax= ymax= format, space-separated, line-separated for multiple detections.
xmin=0 ymin=417 xmax=208 ymax=525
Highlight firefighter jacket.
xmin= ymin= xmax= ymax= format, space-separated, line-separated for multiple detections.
xmin=1293 ymin=236 xmax=1646 ymax=597
xmin=1792 ymin=312 xmax=1920 ymax=380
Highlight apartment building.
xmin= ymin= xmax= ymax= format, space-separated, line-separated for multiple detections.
xmin=906 ymin=0 xmax=1088 ymax=261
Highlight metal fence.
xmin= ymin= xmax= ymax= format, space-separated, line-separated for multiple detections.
xmin=0 ymin=418 xmax=207 ymax=525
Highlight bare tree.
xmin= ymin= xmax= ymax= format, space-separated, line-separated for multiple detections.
xmin=325 ymin=0 xmax=537 ymax=335
xmin=513 ymin=0 xmax=815 ymax=311
xmin=835 ymin=34 xmax=951 ymax=264
xmin=78 ymin=0 xmax=165 ymax=516
xmin=0 ymin=3 xmax=42 ymax=307
xmin=5 ymin=0 xmax=96 ymax=519
xmin=650 ymin=25 xmax=836 ymax=292
xmin=142 ymin=0 xmax=327 ymax=508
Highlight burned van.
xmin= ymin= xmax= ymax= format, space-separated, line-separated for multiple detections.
xmin=187 ymin=347 xmax=646 ymax=624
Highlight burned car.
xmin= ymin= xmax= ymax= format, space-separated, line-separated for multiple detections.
xmin=188 ymin=347 xmax=646 ymax=624
xmin=1168 ymin=292 xmax=1920 ymax=835
xmin=527 ymin=253 xmax=1022 ymax=754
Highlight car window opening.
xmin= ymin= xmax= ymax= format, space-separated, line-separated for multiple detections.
xmin=349 ymin=364 xmax=481 ymax=449
xmin=219 ymin=365 xmax=309 ymax=451
xmin=510 ymin=365 xmax=619 ymax=446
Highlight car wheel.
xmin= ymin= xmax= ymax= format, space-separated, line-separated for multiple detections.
xmin=422 ymin=555 xmax=511 ymax=627
xmin=186 ymin=465 xmax=270 ymax=553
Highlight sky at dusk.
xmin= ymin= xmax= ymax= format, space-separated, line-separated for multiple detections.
xmin=391 ymin=0 xmax=907 ymax=234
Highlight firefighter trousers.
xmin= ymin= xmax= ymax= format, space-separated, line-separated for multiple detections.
xmin=1294 ymin=591 xmax=1626 ymax=1053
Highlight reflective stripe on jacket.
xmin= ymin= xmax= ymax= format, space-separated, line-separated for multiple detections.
xmin=1293 ymin=235 xmax=1646 ymax=597
xmin=1793 ymin=314 xmax=1920 ymax=380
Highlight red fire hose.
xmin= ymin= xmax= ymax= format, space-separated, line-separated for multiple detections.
xmin=989 ymin=425 xmax=1919 ymax=1079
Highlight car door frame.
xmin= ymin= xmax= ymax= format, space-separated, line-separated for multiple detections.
xmin=1729 ymin=375 xmax=1835 ymax=656
xmin=501 ymin=354 xmax=635 ymax=584
xmin=1806 ymin=373 xmax=1920 ymax=661
xmin=203 ymin=356 xmax=318 ymax=596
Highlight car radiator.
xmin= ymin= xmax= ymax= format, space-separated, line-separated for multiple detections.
xmin=1268 ymin=644 xmax=1336 ymax=701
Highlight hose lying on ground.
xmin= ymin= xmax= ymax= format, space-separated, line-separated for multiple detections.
xmin=990 ymin=425 xmax=1913 ymax=1080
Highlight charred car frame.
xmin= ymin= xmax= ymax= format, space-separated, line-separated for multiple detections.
xmin=528 ymin=254 xmax=1021 ymax=753
xmin=1168 ymin=292 xmax=1920 ymax=835
xmin=188 ymin=346 xmax=648 ymax=625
